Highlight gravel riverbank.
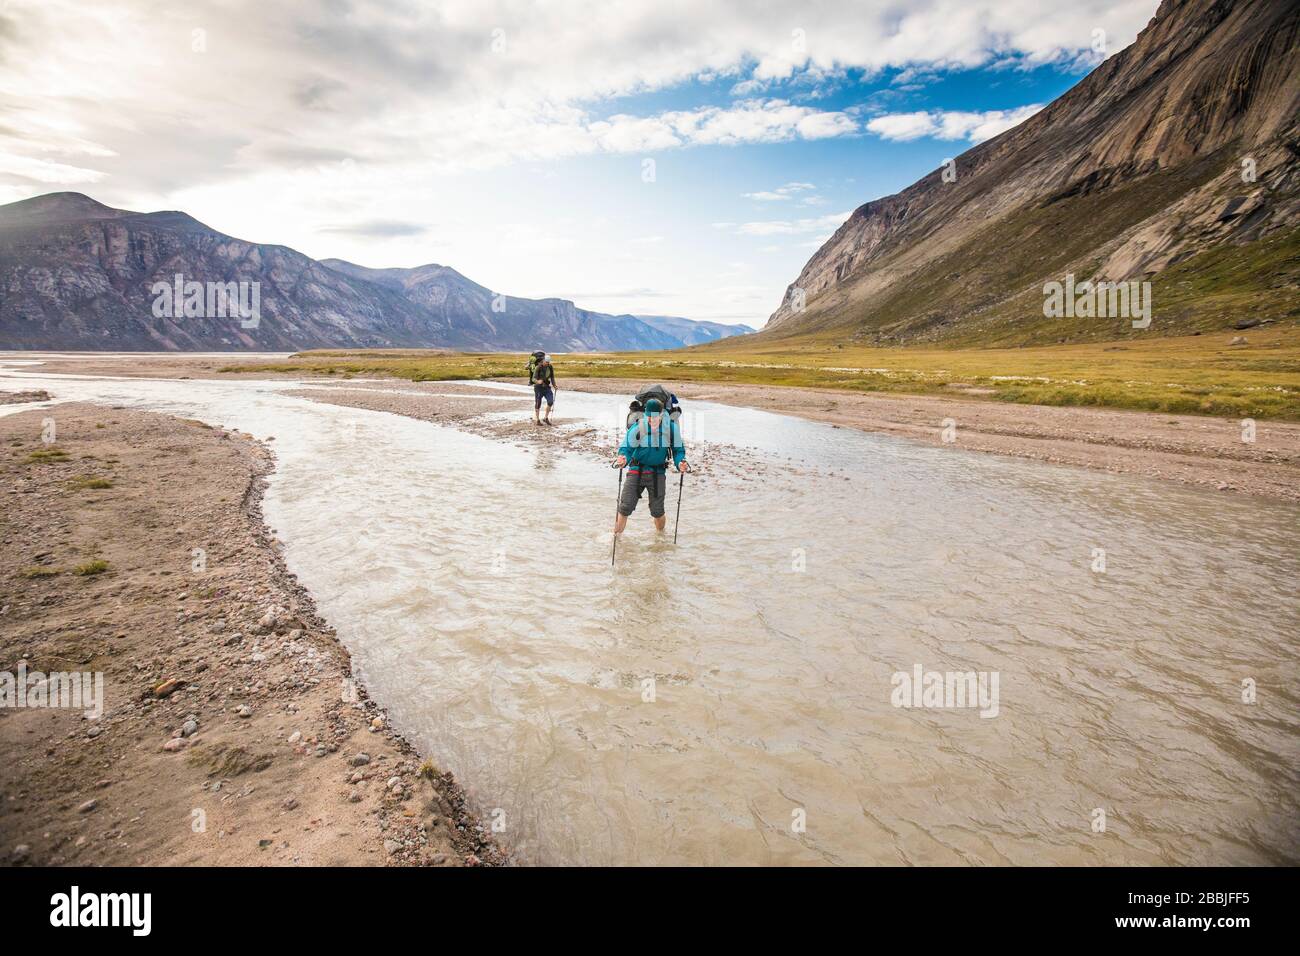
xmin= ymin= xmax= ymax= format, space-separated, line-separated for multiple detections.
xmin=0 ymin=404 xmax=507 ymax=867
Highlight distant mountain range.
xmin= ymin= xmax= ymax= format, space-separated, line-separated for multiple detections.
xmin=631 ymin=314 xmax=753 ymax=346
xmin=0 ymin=192 xmax=753 ymax=352
xmin=764 ymin=0 xmax=1300 ymax=346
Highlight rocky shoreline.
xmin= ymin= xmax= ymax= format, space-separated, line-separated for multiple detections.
xmin=0 ymin=390 xmax=50 ymax=405
xmin=0 ymin=404 xmax=507 ymax=867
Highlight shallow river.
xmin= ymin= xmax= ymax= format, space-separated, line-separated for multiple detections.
xmin=3 ymin=360 xmax=1298 ymax=865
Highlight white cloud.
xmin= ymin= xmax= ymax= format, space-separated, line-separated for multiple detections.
xmin=729 ymin=78 xmax=767 ymax=97
xmin=865 ymin=104 xmax=1044 ymax=143
xmin=891 ymin=67 xmax=940 ymax=87
xmin=795 ymin=111 xmax=859 ymax=139
xmin=0 ymin=153 xmax=106 ymax=185
xmin=666 ymin=101 xmax=854 ymax=148
xmin=0 ymin=0 xmax=1153 ymax=192
xmin=733 ymin=212 xmax=852 ymax=237
xmin=743 ymin=181 xmax=816 ymax=201
xmin=864 ymin=111 xmax=939 ymax=142
xmin=434 ymin=99 xmax=859 ymax=166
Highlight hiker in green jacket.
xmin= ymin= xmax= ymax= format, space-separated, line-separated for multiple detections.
xmin=530 ymin=353 xmax=557 ymax=425
xmin=612 ymin=398 xmax=688 ymax=534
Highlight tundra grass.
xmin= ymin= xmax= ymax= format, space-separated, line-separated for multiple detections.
xmin=19 ymin=566 xmax=61 ymax=579
xmin=25 ymin=447 xmax=70 ymax=463
xmin=225 ymin=326 xmax=1300 ymax=420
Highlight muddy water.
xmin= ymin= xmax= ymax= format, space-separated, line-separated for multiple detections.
xmin=4 ymin=361 xmax=1298 ymax=865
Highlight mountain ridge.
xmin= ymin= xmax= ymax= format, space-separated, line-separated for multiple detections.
xmin=0 ymin=193 xmax=750 ymax=352
xmin=762 ymin=0 xmax=1300 ymax=346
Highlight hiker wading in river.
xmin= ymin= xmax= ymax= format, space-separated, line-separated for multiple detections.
xmin=529 ymin=352 xmax=557 ymax=425
xmin=612 ymin=398 xmax=689 ymax=534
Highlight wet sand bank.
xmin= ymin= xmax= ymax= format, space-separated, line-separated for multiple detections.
xmin=0 ymin=404 xmax=506 ymax=867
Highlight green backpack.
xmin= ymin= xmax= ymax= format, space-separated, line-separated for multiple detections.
xmin=527 ymin=350 xmax=546 ymax=382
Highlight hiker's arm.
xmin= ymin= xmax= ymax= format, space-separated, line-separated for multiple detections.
xmin=614 ymin=427 xmax=631 ymax=467
xmin=672 ymin=422 xmax=687 ymax=470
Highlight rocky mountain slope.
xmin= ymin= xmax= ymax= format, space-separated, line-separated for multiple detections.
xmin=319 ymin=258 xmax=693 ymax=352
xmin=764 ymin=0 xmax=1300 ymax=347
xmin=0 ymin=193 xmax=744 ymax=352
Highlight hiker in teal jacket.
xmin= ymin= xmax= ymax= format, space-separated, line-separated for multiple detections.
xmin=612 ymin=398 xmax=688 ymax=534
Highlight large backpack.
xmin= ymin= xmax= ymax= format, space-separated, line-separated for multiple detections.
xmin=527 ymin=350 xmax=546 ymax=382
xmin=626 ymin=384 xmax=682 ymax=453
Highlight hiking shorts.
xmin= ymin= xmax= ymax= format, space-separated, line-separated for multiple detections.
xmin=533 ymin=384 xmax=554 ymax=408
xmin=619 ymin=468 xmax=666 ymax=518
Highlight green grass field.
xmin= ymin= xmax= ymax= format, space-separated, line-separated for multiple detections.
xmin=225 ymin=323 xmax=1300 ymax=420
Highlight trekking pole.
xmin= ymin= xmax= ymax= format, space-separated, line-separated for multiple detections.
xmin=611 ymin=464 xmax=624 ymax=566
xmin=672 ymin=468 xmax=686 ymax=544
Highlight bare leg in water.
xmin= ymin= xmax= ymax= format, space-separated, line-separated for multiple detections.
xmin=613 ymin=513 xmax=666 ymax=534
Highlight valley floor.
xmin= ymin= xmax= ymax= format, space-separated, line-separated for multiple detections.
xmin=0 ymin=403 xmax=506 ymax=867
xmin=1 ymin=361 xmax=1297 ymax=867
xmin=555 ymin=377 xmax=1300 ymax=503
xmin=5 ymin=351 xmax=1299 ymax=501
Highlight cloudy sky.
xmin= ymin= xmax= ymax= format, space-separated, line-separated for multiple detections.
xmin=0 ymin=0 xmax=1159 ymax=327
